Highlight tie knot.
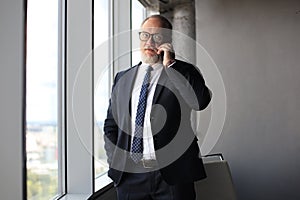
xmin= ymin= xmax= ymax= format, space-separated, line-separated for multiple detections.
xmin=147 ymin=65 xmax=153 ymax=72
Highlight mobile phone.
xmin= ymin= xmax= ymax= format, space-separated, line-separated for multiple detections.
xmin=158 ymin=51 xmax=164 ymax=62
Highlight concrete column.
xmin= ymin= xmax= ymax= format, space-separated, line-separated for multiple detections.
xmin=142 ymin=0 xmax=204 ymax=151
xmin=171 ymin=1 xmax=203 ymax=147
xmin=173 ymin=1 xmax=196 ymax=64
xmin=146 ymin=6 xmax=160 ymax=16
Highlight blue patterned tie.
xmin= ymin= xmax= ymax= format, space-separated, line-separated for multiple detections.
xmin=131 ymin=65 xmax=153 ymax=163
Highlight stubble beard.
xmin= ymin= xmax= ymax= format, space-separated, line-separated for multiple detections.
xmin=141 ymin=52 xmax=161 ymax=65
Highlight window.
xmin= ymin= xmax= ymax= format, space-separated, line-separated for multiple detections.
xmin=25 ymin=0 xmax=146 ymax=198
xmin=93 ymin=0 xmax=145 ymax=191
xmin=26 ymin=0 xmax=64 ymax=199
xmin=93 ymin=0 xmax=110 ymax=180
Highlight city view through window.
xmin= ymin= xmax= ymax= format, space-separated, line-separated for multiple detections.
xmin=26 ymin=0 xmax=60 ymax=199
xmin=93 ymin=0 xmax=145 ymax=180
xmin=26 ymin=0 xmax=145 ymax=198
xmin=94 ymin=0 xmax=110 ymax=179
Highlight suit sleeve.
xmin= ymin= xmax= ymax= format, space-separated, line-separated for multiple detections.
xmin=165 ymin=60 xmax=212 ymax=110
xmin=103 ymin=73 xmax=120 ymax=165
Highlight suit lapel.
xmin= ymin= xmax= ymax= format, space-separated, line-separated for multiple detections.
xmin=152 ymin=68 xmax=168 ymax=104
xmin=128 ymin=63 xmax=141 ymax=112
xmin=116 ymin=63 xmax=140 ymax=151
xmin=118 ymin=62 xmax=141 ymax=106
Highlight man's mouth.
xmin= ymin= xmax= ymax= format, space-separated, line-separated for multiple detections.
xmin=144 ymin=46 xmax=157 ymax=53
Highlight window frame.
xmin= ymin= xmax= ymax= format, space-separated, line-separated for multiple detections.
xmin=64 ymin=0 xmax=94 ymax=196
xmin=93 ymin=0 xmax=146 ymax=193
xmin=93 ymin=0 xmax=133 ymax=192
xmin=25 ymin=0 xmax=66 ymax=199
xmin=58 ymin=0 xmax=67 ymax=196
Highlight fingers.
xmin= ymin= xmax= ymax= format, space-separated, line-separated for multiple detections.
xmin=157 ymin=43 xmax=176 ymax=67
xmin=157 ymin=43 xmax=174 ymax=55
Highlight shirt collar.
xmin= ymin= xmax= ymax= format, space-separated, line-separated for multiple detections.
xmin=141 ymin=62 xmax=163 ymax=72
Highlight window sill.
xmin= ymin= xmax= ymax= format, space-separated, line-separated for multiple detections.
xmin=58 ymin=194 xmax=91 ymax=200
xmin=56 ymin=173 xmax=113 ymax=200
xmin=95 ymin=172 xmax=113 ymax=192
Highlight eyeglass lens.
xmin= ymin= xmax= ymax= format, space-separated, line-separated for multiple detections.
xmin=139 ymin=32 xmax=163 ymax=43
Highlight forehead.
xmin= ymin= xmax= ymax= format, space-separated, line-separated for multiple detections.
xmin=141 ymin=18 xmax=163 ymax=33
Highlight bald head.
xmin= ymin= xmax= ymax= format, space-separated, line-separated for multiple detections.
xmin=141 ymin=15 xmax=173 ymax=30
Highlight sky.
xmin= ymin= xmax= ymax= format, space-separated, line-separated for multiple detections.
xmin=26 ymin=0 xmax=59 ymax=123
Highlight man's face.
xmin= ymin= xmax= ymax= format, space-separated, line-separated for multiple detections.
xmin=140 ymin=18 xmax=164 ymax=64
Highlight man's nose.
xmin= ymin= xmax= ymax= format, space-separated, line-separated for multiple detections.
xmin=145 ymin=36 xmax=155 ymax=46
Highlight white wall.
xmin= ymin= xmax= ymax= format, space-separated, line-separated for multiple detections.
xmin=0 ymin=0 xmax=25 ymax=199
xmin=196 ymin=0 xmax=300 ymax=199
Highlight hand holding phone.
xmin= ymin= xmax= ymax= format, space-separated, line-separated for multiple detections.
xmin=157 ymin=43 xmax=176 ymax=67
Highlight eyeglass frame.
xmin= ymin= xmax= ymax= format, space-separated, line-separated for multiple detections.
xmin=138 ymin=31 xmax=164 ymax=43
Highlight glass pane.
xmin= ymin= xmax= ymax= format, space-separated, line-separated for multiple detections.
xmin=26 ymin=0 xmax=60 ymax=199
xmin=93 ymin=0 xmax=145 ymax=190
xmin=131 ymin=0 xmax=145 ymax=65
xmin=94 ymin=0 xmax=110 ymax=180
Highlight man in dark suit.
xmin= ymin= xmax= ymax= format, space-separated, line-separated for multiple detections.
xmin=104 ymin=15 xmax=211 ymax=200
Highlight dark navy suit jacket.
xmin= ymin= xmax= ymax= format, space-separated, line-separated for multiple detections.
xmin=104 ymin=59 xmax=211 ymax=186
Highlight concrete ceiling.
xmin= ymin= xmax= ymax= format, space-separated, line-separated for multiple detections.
xmin=139 ymin=0 xmax=193 ymax=12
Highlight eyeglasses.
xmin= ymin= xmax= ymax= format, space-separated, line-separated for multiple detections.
xmin=139 ymin=31 xmax=164 ymax=43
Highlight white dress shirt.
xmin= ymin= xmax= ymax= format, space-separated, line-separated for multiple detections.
xmin=131 ymin=62 xmax=163 ymax=160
